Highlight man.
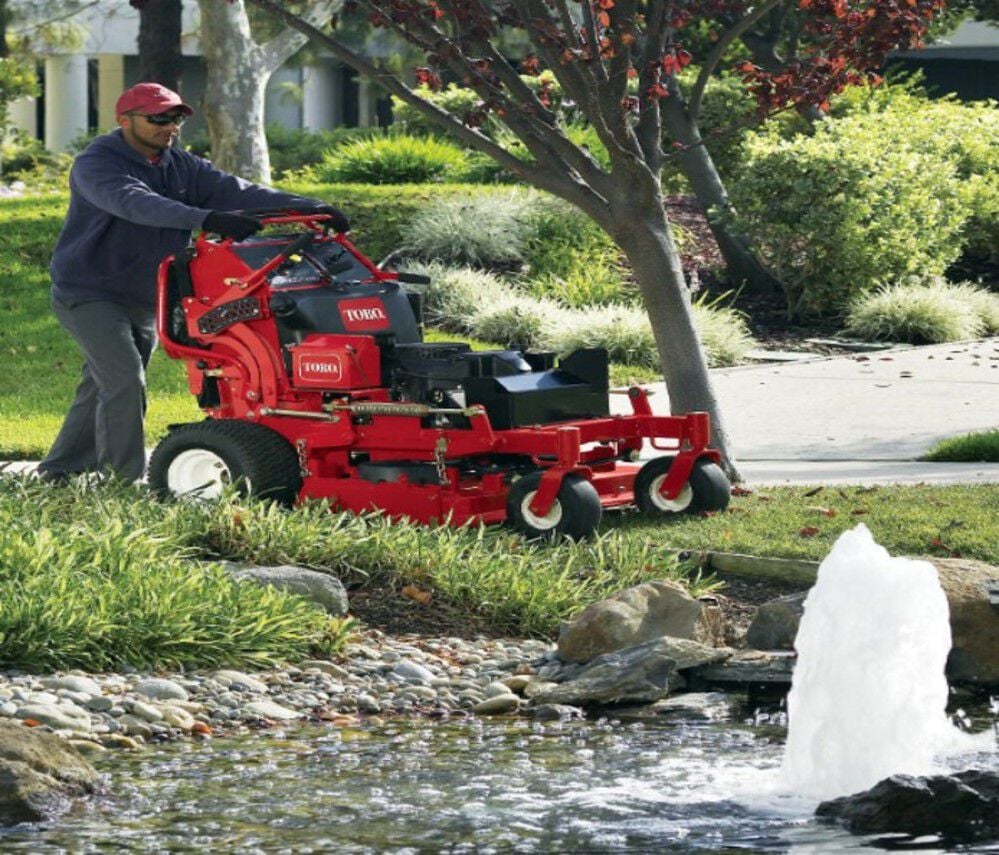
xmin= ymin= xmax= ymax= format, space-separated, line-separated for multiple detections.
xmin=37 ymin=82 xmax=348 ymax=484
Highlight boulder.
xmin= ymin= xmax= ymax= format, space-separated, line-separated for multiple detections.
xmin=0 ymin=721 xmax=99 ymax=825
xmin=746 ymin=592 xmax=808 ymax=651
xmin=816 ymin=770 xmax=999 ymax=843
xmin=223 ymin=562 xmax=349 ymax=616
xmin=532 ymin=637 xmax=730 ymax=707
xmin=932 ymin=558 xmax=999 ymax=686
xmin=557 ymin=580 xmax=725 ymax=664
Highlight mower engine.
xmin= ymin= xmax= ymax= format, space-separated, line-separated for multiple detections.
xmin=151 ymin=211 xmax=730 ymax=538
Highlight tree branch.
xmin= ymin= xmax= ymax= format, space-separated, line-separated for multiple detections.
xmin=260 ymin=0 xmax=338 ymax=70
xmin=687 ymin=0 xmax=782 ymax=122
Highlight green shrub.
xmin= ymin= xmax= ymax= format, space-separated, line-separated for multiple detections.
xmin=730 ymin=116 xmax=966 ymax=316
xmin=265 ymin=123 xmax=378 ymax=178
xmin=844 ymin=278 xmax=987 ymax=344
xmin=922 ymin=430 xmax=999 ymax=463
xmin=313 ymin=133 xmax=469 ymax=184
xmin=398 ymin=189 xmax=540 ymax=269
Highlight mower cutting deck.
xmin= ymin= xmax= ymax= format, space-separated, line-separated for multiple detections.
xmin=150 ymin=211 xmax=730 ymax=538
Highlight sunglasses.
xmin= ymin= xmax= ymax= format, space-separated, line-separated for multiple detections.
xmin=137 ymin=112 xmax=187 ymax=126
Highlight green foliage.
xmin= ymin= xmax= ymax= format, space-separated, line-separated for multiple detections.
xmin=0 ymin=477 xmax=347 ymax=672
xmin=156 ymin=493 xmax=716 ymax=640
xmin=844 ymin=277 xmax=996 ymax=344
xmin=521 ymin=198 xmax=632 ymax=307
xmin=408 ymin=260 xmax=755 ymax=369
xmin=313 ymin=132 xmax=469 ymax=184
xmin=923 ymin=430 xmax=999 ymax=463
xmin=0 ymin=129 xmax=62 ymax=176
xmin=730 ymin=114 xmax=967 ymax=316
xmin=392 ymin=84 xmax=494 ymax=134
xmin=399 ymin=189 xmax=540 ymax=269
xmin=0 ymin=55 xmax=38 ymax=130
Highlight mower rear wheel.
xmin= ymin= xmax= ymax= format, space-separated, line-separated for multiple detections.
xmin=634 ymin=457 xmax=730 ymax=515
xmin=506 ymin=471 xmax=602 ymax=540
xmin=148 ymin=420 xmax=302 ymax=506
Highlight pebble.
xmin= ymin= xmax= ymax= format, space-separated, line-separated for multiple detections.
xmin=134 ymin=678 xmax=189 ymax=701
xmin=0 ymin=631 xmax=555 ymax=750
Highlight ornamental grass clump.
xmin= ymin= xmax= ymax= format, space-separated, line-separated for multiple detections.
xmin=399 ymin=190 xmax=539 ymax=270
xmin=404 ymin=261 xmax=514 ymax=333
xmin=0 ymin=476 xmax=348 ymax=672
xmin=844 ymin=278 xmax=989 ymax=344
xmin=314 ymin=133 xmax=468 ymax=184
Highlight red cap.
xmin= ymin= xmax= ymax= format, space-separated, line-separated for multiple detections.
xmin=115 ymin=83 xmax=193 ymax=117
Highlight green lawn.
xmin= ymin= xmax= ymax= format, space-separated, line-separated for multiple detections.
xmin=606 ymin=483 xmax=998 ymax=565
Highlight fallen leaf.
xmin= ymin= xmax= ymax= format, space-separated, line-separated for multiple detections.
xmin=756 ymin=493 xmax=772 ymax=502
xmin=731 ymin=485 xmax=754 ymax=496
xmin=850 ymin=508 xmax=869 ymax=515
xmin=22 ymin=718 xmax=40 ymax=727
xmin=799 ymin=526 xmax=820 ymax=537
xmin=807 ymin=506 xmax=837 ymax=518
xmin=401 ymin=584 xmax=433 ymax=605
xmin=191 ymin=721 xmax=212 ymax=735
xmin=803 ymin=486 xmax=824 ymax=497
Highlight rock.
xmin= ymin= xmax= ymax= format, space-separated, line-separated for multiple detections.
xmin=0 ymin=721 xmax=99 ymax=824
xmin=126 ymin=700 xmax=164 ymax=723
xmin=501 ymin=675 xmax=532 ymax=693
xmin=483 ymin=681 xmax=514 ymax=698
xmin=686 ymin=649 xmax=796 ymax=688
xmin=532 ymin=704 xmax=585 ymax=722
xmin=557 ymin=580 xmax=725 ymax=664
xmin=225 ymin=563 xmax=349 ymax=616
xmin=389 ymin=661 xmax=436 ymax=685
xmin=244 ymin=700 xmax=301 ymax=721
xmin=15 ymin=703 xmax=92 ymax=734
xmin=644 ymin=692 xmax=735 ymax=722
xmin=214 ymin=671 xmax=268 ymax=693
xmin=42 ymin=676 xmax=102 ymax=696
xmin=66 ymin=739 xmax=106 ymax=756
xmin=99 ymin=734 xmax=142 ymax=750
xmin=85 ymin=696 xmax=114 ymax=713
xmin=300 ymin=661 xmax=350 ymax=678
xmin=472 ymin=694 xmax=521 ymax=715
xmin=134 ymin=679 xmax=189 ymax=702
xmin=932 ymin=558 xmax=999 ymax=686
xmin=816 ymin=770 xmax=999 ymax=843
xmin=160 ymin=707 xmax=196 ymax=731
xmin=746 ymin=592 xmax=808 ymax=651
xmin=117 ymin=715 xmax=153 ymax=740
xmin=533 ymin=638 xmax=730 ymax=707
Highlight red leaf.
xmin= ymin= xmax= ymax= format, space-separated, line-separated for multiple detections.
xmin=597 ymin=11 xmax=610 ymax=27
xmin=799 ymin=526 xmax=821 ymax=538
xmin=731 ymin=485 xmax=754 ymax=496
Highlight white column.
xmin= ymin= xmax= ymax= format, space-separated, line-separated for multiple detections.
xmin=7 ymin=97 xmax=38 ymax=139
xmin=96 ymin=54 xmax=125 ymax=132
xmin=302 ymin=64 xmax=340 ymax=130
xmin=44 ymin=54 xmax=90 ymax=152
xmin=357 ymin=78 xmax=375 ymax=128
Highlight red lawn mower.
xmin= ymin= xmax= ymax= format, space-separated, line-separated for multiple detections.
xmin=150 ymin=211 xmax=730 ymax=539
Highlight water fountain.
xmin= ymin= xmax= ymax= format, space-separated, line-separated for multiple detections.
xmin=779 ymin=524 xmax=988 ymax=802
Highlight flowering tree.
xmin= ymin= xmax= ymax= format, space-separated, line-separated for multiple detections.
xmin=245 ymin=0 xmax=945 ymax=474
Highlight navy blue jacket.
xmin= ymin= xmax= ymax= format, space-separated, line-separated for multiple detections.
xmin=51 ymin=129 xmax=320 ymax=308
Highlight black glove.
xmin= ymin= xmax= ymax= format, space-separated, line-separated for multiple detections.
xmin=202 ymin=211 xmax=262 ymax=241
xmin=307 ymin=204 xmax=350 ymax=232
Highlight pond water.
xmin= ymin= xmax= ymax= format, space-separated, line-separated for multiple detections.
xmin=3 ymin=702 xmax=996 ymax=853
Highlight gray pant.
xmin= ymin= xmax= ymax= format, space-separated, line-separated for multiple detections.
xmin=38 ymin=297 xmax=157 ymax=483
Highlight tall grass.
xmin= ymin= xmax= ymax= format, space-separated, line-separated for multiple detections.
xmin=845 ymin=277 xmax=997 ymax=344
xmin=0 ymin=476 xmax=349 ymax=672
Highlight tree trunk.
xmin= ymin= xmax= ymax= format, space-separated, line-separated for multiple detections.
xmin=662 ymin=96 xmax=783 ymax=298
xmin=197 ymin=0 xmax=271 ymax=182
xmin=137 ymin=0 xmax=183 ymax=91
xmin=610 ymin=195 xmax=741 ymax=480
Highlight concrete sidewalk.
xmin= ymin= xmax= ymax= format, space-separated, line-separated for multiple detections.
xmin=612 ymin=338 xmax=999 ymax=485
